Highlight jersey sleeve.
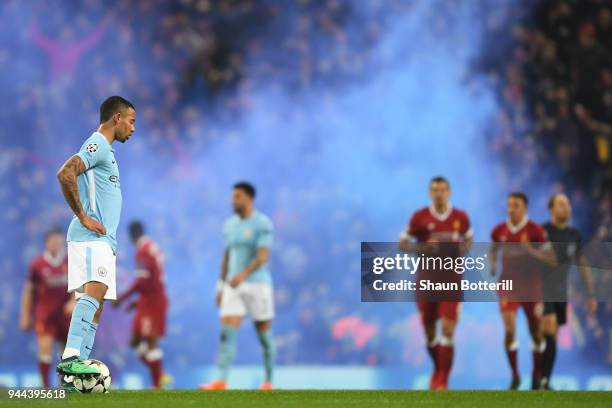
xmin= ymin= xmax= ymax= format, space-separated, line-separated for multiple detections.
xmin=255 ymin=217 xmax=273 ymax=248
xmin=461 ymin=211 xmax=473 ymax=239
xmin=533 ymin=225 xmax=548 ymax=243
xmin=490 ymin=225 xmax=500 ymax=242
xmin=27 ymin=261 xmax=38 ymax=284
xmin=222 ymin=220 xmax=231 ymax=249
xmin=118 ymin=250 xmax=152 ymax=300
xmin=76 ymin=135 xmax=111 ymax=170
xmin=401 ymin=212 xmax=419 ymax=241
xmin=135 ymin=251 xmax=150 ymax=276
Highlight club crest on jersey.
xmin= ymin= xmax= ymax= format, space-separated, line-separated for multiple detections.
xmin=97 ymin=266 xmax=107 ymax=277
xmin=86 ymin=143 xmax=99 ymax=153
xmin=243 ymin=228 xmax=253 ymax=238
xmin=427 ymin=223 xmax=435 ymax=231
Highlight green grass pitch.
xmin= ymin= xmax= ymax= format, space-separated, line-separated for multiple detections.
xmin=3 ymin=390 xmax=612 ymax=407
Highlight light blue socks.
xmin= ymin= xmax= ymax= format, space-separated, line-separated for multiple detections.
xmin=62 ymin=295 xmax=99 ymax=360
xmin=258 ymin=330 xmax=276 ymax=383
xmin=216 ymin=325 xmax=238 ymax=381
xmin=80 ymin=322 xmax=98 ymax=360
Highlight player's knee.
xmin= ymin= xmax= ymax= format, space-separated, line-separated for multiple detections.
xmin=221 ymin=316 xmax=241 ymax=329
xmin=530 ymin=330 xmax=543 ymax=343
xmin=441 ymin=328 xmax=454 ymax=338
xmin=528 ymin=319 xmax=542 ymax=336
xmin=37 ymin=335 xmax=53 ymax=355
xmin=440 ymin=320 xmax=456 ymax=338
xmin=502 ymin=315 xmax=516 ymax=332
xmin=542 ymin=316 xmax=557 ymax=335
xmin=503 ymin=322 xmax=515 ymax=335
xmin=85 ymin=282 xmax=108 ymax=303
xmin=255 ymin=320 xmax=271 ymax=333
xmin=423 ymin=322 xmax=436 ymax=338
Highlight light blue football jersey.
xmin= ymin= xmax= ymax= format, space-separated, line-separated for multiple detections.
xmin=224 ymin=211 xmax=273 ymax=285
xmin=67 ymin=132 xmax=122 ymax=252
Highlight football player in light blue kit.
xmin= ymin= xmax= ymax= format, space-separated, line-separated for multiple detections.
xmin=201 ymin=182 xmax=276 ymax=390
xmin=55 ymin=96 xmax=135 ymax=382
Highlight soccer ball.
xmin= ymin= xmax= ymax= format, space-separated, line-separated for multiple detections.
xmin=72 ymin=359 xmax=112 ymax=393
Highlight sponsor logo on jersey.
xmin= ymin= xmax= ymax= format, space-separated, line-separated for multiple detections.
xmin=98 ymin=266 xmax=107 ymax=278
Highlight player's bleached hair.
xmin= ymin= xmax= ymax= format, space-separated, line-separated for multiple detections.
xmin=99 ymin=96 xmax=135 ymax=123
xmin=430 ymin=176 xmax=450 ymax=188
xmin=234 ymin=181 xmax=256 ymax=198
xmin=508 ymin=191 xmax=529 ymax=207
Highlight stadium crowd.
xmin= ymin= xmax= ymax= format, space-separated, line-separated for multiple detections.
xmin=484 ymin=0 xmax=612 ymax=238
xmin=483 ymin=0 xmax=612 ymax=364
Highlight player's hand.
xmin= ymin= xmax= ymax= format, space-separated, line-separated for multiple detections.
xmin=229 ymin=272 xmax=247 ymax=288
xmin=19 ymin=316 xmax=32 ymax=331
xmin=79 ymin=213 xmax=106 ymax=236
xmin=63 ymin=300 xmax=75 ymax=316
xmin=587 ymin=297 xmax=598 ymax=316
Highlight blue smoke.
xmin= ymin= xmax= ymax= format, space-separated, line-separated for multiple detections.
xmin=4 ymin=0 xmax=584 ymax=387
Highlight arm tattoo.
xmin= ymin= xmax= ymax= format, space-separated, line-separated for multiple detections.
xmin=57 ymin=155 xmax=86 ymax=217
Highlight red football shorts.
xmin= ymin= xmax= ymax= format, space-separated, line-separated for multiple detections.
xmin=35 ymin=315 xmax=70 ymax=342
xmin=132 ymin=305 xmax=167 ymax=338
xmin=418 ymin=301 xmax=461 ymax=325
xmin=499 ymin=299 xmax=543 ymax=323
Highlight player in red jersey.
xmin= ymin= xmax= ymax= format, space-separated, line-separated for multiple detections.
xmin=489 ymin=192 xmax=557 ymax=390
xmin=113 ymin=221 xmax=170 ymax=389
xmin=399 ymin=177 xmax=473 ymax=390
xmin=19 ymin=227 xmax=74 ymax=387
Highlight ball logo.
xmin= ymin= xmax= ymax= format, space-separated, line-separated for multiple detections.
xmin=86 ymin=143 xmax=99 ymax=153
xmin=98 ymin=266 xmax=107 ymax=277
